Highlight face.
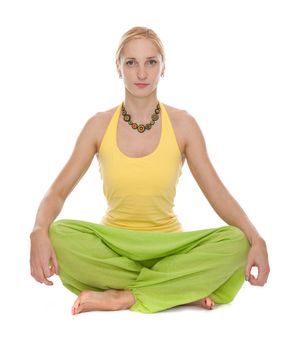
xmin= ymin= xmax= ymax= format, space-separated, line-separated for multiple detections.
xmin=117 ymin=38 xmax=164 ymax=96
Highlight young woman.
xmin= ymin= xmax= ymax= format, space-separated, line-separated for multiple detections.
xmin=30 ymin=26 xmax=270 ymax=315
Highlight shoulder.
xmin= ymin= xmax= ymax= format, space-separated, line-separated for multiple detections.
xmin=84 ymin=105 xmax=118 ymax=135
xmin=163 ymin=103 xmax=201 ymax=145
xmin=86 ymin=105 xmax=118 ymax=128
xmin=163 ymin=103 xmax=198 ymax=126
xmin=80 ymin=105 xmax=118 ymax=152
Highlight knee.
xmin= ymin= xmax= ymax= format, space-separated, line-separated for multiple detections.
xmin=49 ymin=220 xmax=60 ymax=236
xmin=49 ymin=220 xmax=74 ymax=254
xmin=227 ymin=225 xmax=251 ymax=256
xmin=228 ymin=225 xmax=249 ymax=242
xmin=48 ymin=219 xmax=67 ymax=241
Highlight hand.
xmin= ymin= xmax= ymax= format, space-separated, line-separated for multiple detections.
xmin=30 ymin=230 xmax=58 ymax=285
xmin=245 ymin=237 xmax=270 ymax=286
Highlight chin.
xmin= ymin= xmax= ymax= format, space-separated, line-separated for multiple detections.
xmin=125 ymin=89 xmax=147 ymax=97
xmin=128 ymin=86 xmax=157 ymax=96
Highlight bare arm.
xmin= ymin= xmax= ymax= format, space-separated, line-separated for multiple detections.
xmin=31 ymin=115 xmax=99 ymax=236
xmin=30 ymin=115 xmax=99 ymax=285
xmin=183 ymin=114 xmax=262 ymax=245
xmin=183 ymin=113 xmax=270 ymax=286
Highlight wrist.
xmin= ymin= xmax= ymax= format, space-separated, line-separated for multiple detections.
xmin=251 ymin=234 xmax=265 ymax=246
xmin=30 ymin=227 xmax=49 ymax=239
xmin=241 ymin=225 xmax=263 ymax=246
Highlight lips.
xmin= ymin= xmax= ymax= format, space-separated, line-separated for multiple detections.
xmin=134 ymin=83 xmax=149 ymax=88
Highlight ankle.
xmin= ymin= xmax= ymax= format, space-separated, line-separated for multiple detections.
xmin=118 ymin=289 xmax=135 ymax=309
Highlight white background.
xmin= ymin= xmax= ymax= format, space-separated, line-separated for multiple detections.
xmin=1 ymin=0 xmax=287 ymax=349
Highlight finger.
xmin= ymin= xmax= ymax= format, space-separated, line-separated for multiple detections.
xmin=30 ymin=266 xmax=43 ymax=283
xmin=249 ymin=274 xmax=262 ymax=286
xmin=248 ymin=272 xmax=267 ymax=286
xmin=51 ymin=252 xmax=59 ymax=275
xmin=41 ymin=274 xmax=54 ymax=285
xmin=253 ymin=266 xmax=270 ymax=286
xmin=42 ymin=265 xmax=54 ymax=285
xmin=31 ymin=265 xmax=51 ymax=284
xmin=32 ymin=259 xmax=54 ymax=285
xmin=31 ymin=273 xmax=44 ymax=284
xmin=49 ymin=265 xmax=56 ymax=275
xmin=245 ymin=262 xmax=253 ymax=281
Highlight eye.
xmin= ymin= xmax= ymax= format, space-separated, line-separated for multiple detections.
xmin=125 ymin=60 xmax=135 ymax=66
xmin=147 ymin=59 xmax=157 ymax=65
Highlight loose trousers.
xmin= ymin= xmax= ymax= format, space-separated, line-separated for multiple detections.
xmin=49 ymin=219 xmax=251 ymax=313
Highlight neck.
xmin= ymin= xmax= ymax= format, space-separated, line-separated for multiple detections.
xmin=123 ymin=92 xmax=159 ymax=122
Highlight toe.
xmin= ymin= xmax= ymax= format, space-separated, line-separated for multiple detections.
xmin=203 ymin=297 xmax=213 ymax=309
xmin=72 ymin=298 xmax=81 ymax=315
xmin=206 ymin=298 xmax=215 ymax=310
xmin=73 ymin=298 xmax=81 ymax=309
xmin=202 ymin=298 xmax=209 ymax=308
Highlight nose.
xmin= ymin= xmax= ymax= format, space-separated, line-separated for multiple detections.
xmin=137 ymin=64 xmax=147 ymax=80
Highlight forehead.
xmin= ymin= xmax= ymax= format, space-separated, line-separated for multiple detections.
xmin=121 ymin=38 xmax=160 ymax=59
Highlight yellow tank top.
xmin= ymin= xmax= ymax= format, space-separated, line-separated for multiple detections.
xmin=97 ymin=102 xmax=184 ymax=232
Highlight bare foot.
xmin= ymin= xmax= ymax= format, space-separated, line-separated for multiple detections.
xmin=187 ymin=297 xmax=215 ymax=310
xmin=71 ymin=289 xmax=135 ymax=315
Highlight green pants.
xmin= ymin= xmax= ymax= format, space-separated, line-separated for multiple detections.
xmin=49 ymin=219 xmax=250 ymax=313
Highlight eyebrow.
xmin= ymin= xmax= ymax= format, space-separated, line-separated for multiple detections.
xmin=125 ymin=56 xmax=158 ymax=60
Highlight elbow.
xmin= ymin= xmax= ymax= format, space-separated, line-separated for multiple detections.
xmin=44 ymin=187 xmax=67 ymax=206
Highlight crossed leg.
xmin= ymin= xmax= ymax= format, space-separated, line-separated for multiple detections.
xmin=49 ymin=220 xmax=248 ymax=315
xmin=71 ymin=289 xmax=215 ymax=315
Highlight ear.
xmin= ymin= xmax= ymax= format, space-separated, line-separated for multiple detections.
xmin=161 ymin=63 xmax=165 ymax=77
xmin=116 ymin=62 xmax=123 ymax=78
xmin=116 ymin=66 xmax=122 ymax=78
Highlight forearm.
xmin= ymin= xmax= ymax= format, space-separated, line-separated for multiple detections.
xmin=210 ymin=192 xmax=263 ymax=245
xmin=31 ymin=189 xmax=65 ymax=236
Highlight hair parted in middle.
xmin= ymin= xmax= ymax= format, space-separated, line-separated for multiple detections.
xmin=115 ymin=26 xmax=166 ymax=74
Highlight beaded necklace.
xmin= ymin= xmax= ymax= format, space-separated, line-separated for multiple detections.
xmin=121 ymin=102 xmax=160 ymax=133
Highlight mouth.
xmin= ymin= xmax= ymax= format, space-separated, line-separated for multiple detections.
xmin=134 ymin=83 xmax=150 ymax=88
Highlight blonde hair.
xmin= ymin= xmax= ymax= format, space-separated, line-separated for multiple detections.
xmin=115 ymin=26 xmax=166 ymax=68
